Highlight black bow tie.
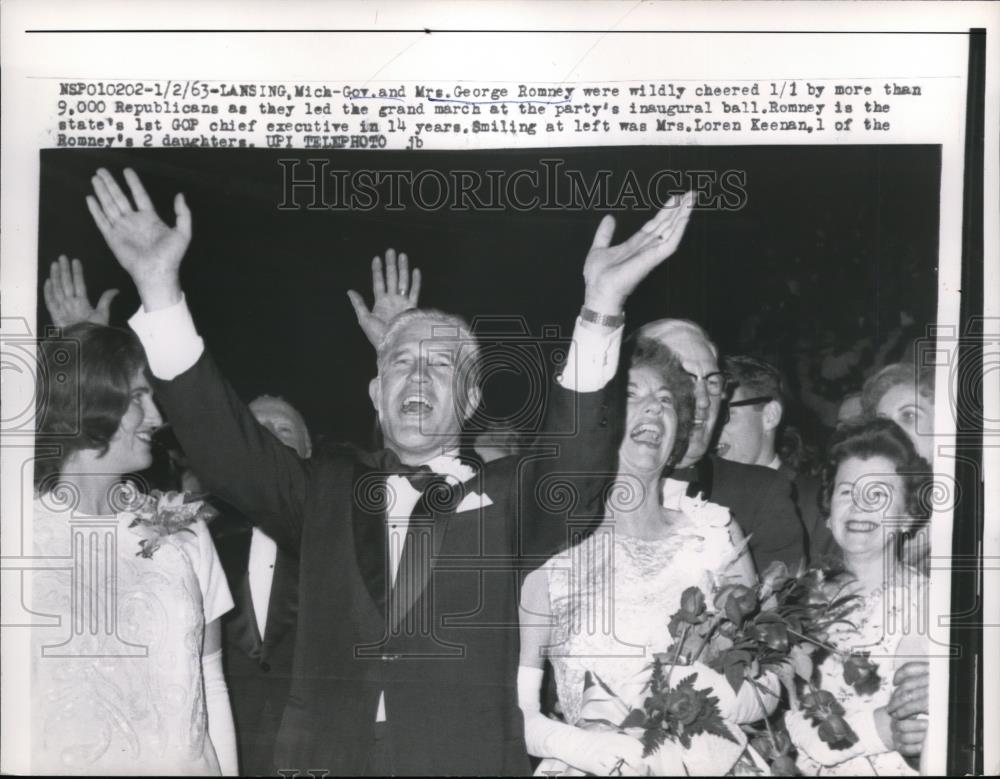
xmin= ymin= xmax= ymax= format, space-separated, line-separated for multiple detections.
xmin=665 ymin=459 xmax=714 ymax=499
xmin=354 ymin=446 xmax=474 ymax=510
xmin=669 ymin=466 xmax=698 ymax=483
xmin=401 ymin=468 xmax=443 ymax=492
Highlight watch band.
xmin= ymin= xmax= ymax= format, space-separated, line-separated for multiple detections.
xmin=580 ymin=305 xmax=625 ymax=328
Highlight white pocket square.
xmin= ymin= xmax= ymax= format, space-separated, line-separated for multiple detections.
xmin=455 ymin=491 xmax=494 ymax=514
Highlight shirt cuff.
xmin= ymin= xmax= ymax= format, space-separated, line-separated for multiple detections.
xmin=852 ymin=708 xmax=892 ymax=757
xmin=128 ymin=295 xmax=204 ymax=380
xmin=557 ymin=317 xmax=623 ymax=392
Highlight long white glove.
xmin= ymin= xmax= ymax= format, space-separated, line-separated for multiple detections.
xmin=203 ymin=648 xmax=239 ymax=776
xmin=518 ymin=665 xmax=645 ymax=775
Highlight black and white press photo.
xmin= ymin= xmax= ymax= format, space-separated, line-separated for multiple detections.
xmin=2 ymin=2 xmax=995 ymax=777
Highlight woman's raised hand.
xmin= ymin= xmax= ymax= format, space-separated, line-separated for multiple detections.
xmin=582 ymin=192 xmax=694 ymax=316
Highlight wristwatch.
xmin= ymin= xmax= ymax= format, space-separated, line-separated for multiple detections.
xmin=580 ymin=305 xmax=625 ymax=329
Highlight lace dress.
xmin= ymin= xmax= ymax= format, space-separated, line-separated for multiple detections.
xmin=28 ymin=494 xmax=233 ymax=775
xmin=784 ymin=570 xmax=928 ymax=776
xmin=541 ymin=489 xmax=761 ymax=775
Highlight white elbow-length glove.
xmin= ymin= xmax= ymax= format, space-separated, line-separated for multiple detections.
xmin=518 ymin=665 xmax=646 ymax=776
xmin=203 ymin=648 xmax=239 ymax=776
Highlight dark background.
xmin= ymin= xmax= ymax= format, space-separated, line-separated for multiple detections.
xmin=37 ymin=146 xmax=941 ymax=449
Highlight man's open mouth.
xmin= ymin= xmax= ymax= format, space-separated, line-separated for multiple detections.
xmin=401 ymin=395 xmax=433 ymax=415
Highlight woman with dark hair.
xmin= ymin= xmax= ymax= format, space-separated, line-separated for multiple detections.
xmin=518 ymin=338 xmax=774 ymax=775
xmin=784 ymin=418 xmax=929 ymax=776
xmin=30 ymin=317 xmax=237 ymax=775
xmin=861 ymin=361 xmax=936 ymax=465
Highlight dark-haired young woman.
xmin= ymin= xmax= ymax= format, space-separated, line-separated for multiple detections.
xmin=30 ymin=321 xmax=237 ymax=775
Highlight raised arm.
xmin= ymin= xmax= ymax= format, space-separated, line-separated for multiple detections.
xmin=520 ymin=194 xmax=695 ymax=558
xmin=582 ymin=192 xmax=694 ymax=320
xmin=86 ymin=168 xmax=310 ymax=550
xmin=87 ymin=168 xmax=190 ymax=311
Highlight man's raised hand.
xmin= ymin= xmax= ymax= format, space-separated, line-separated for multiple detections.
xmin=86 ymin=168 xmax=191 ymax=311
xmin=347 ymin=248 xmax=421 ymax=347
xmin=582 ymin=192 xmax=694 ymax=316
xmin=43 ymin=255 xmax=119 ymax=328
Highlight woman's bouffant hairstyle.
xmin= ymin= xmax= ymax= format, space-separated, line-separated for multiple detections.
xmin=34 ymin=323 xmax=149 ymax=486
xmin=860 ymin=361 xmax=935 ymax=416
xmin=818 ymin=417 xmax=932 ymax=528
xmin=623 ymin=336 xmax=696 ymax=469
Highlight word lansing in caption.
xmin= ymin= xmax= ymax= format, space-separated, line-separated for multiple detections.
xmin=51 ymin=79 xmax=926 ymax=149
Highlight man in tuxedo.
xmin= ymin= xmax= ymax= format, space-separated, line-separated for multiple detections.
xmin=210 ymin=395 xmax=310 ymax=775
xmin=87 ymin=167 xmax=694 ymax=775
xmin=717 ymin=355 xmax=835 ymax=564
xmin=637 ymin=319 xmax=806 ymax=572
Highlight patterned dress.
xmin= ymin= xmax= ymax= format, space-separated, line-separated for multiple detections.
xmin=540 ymin=485 xmax=767 ymax=775
xmin=28 ymin=493 xmax=233 ymax=775
xmin=785 ymin=569 xmax=928 ymax=776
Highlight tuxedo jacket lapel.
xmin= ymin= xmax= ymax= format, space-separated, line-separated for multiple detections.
xmin=351 ymin=462 xmax=389 ymax=617
xmin=211 ymin=516 xmax=264 ymax=659
xmin=261 ymin=548 xmax=298 ymax=650
xmin=233 ymin=574 xmax=264 ymax=659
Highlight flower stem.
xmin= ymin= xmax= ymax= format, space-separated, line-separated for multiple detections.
xmin=786 ymin=627 xmax=845 ymax=658
xmin=746 ymin=669 xmax=778 ymax=748
xmin=665 ymin=623 xmax=690 ymax=688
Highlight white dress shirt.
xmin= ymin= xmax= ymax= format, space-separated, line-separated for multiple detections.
xmin=247 ymin=528 xmax=278 ymax=637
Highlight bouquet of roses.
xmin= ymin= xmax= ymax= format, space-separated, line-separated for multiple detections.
xmin=573 ymin=561 xmax=871 ymax=776
xmin=668 ymin=562 xmax=877 ymax=775
xmin=122 ymin=489 xmax=217 ymax=559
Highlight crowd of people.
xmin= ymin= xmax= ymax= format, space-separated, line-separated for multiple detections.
xmin=29 ymin=167 xmax=935 ymax=776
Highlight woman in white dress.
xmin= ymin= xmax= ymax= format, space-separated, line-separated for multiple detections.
xmin=30 ymin=318 xmax=238 ymax=775
xmin=783 ymin=417 xmax=929 ymax=776
xmin=518 ymin=337 xmax=775 ymax=776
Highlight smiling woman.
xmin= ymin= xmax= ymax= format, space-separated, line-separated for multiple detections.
xmin=518 ymin=337 xmax=771 ymax=776
xmin=35 ymin=323 xmax=153 ymax=488
xmin=784 ymin=418 xmax=931 ymax=775
xmin=30 ymin=320 xmax=238 ymax=776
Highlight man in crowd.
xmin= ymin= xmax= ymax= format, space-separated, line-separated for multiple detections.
xmin=86 ymin=166 xmax=695 ymax=775
xmin=637 ymin=320 xmax=806 ymax=571
xmin=717 ymin=355 xmax=834 ymax=563
xmin=210 ymin=395 xmax=310 ymax=775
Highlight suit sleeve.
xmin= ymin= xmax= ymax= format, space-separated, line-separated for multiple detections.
xmin=749 ymin=473 xmax=807 ymax=573
xmin=131 ymin=298 xmax=312 ymax=550
xmin=152 ymin=351 xmax=312 ymax=552
xmin=513 ymin=322 xmax=623 ymax=563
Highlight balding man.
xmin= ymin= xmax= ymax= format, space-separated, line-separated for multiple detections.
xmin=93 ymin=166 xmax=694 ymax=775
xmin=637 ymin=319 xmax=807 ymax=572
